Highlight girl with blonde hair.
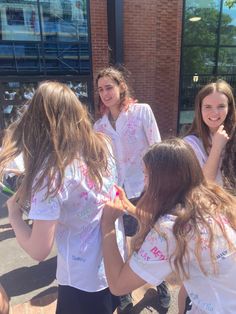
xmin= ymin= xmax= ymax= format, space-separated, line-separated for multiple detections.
xmin=0 ymin=81 xmax=126 ymax=314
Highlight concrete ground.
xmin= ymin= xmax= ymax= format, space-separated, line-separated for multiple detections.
xmin=0 ymin=190 xmax=181 ymax=313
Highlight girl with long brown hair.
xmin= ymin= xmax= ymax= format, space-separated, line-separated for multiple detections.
xmin=101 ymin=138 xmax=236 ymax=313
xmin=184 ymin=79 xmax=236 ymax=185
xmin=0 ymin=81 xmax=126 ymax=314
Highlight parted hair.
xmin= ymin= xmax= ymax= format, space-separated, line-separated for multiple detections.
xmin=0 ymin=81 xmax=110 ymax=201
xmin=185 ymin=80 xmax=236 ymax=153
xmin=96 ymin=66 xmax=134 ymax=115
xmin=185 ymin=79 xmax=236 ymax=194
xmin=134 ymin=138 xmax=236 ymax=279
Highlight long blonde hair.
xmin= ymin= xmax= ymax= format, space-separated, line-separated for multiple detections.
xmin=134 ymin=138 xmax=236 ymax=279
xmin=0 ymin=81 xmax=110 ymax=201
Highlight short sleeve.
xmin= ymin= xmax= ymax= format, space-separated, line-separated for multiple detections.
xmin=129 ymin=220 xmax=175 ymax=286
xmin=28 ymin=184 xmax=61 ymax=221
xmin=184 ymin=135 xmax=206 ymax=167
xmin=141 ymin=104 xmax=161 ymax=145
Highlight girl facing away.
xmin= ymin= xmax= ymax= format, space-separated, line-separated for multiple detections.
xmin=0 ymin=81 xmax=126 ymax=314
xmin=183 ymin=79 xmax=236 ymax=186
xmin=101 ymin=138 xmax=236 ymax=314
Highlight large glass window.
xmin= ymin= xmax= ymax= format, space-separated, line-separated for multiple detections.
xmin=179 ymin=0 xmax=236 ymax=133
xmin=0 ymin=0 xmax=90 ymax=75
xmin=0 ymin=1 xmax=91 ymax=130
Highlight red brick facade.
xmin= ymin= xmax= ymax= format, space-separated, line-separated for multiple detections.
xmin=90 ymin=0 xmax=183 ymax=137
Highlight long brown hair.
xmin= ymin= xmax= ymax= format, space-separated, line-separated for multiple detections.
xmin=221 ymin=125 xmax=236 ymax=195
xmin=0 ymin=81 xmax=110 ymax=201
xmin=96 ymin=66 xmax=135 ymax=115
xmin=134 ymin=138 xmax=236 ymax=279
xmin=185 ymin=80 xmax=236 ymax=153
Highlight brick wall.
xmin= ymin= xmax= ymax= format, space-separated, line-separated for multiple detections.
xmin=123 ymin=0 xmax=183 ymax=137
xmin=90 ymin=0 xmax=183 ymax=136
xmin=90 ymin=0 xmax=109 ymax=116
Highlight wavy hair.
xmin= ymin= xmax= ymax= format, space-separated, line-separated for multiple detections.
xmin=221 ymin=125 xmax=236 ymax=195
xmin=0 ymin=81 xmax=110 ymax=201
xmin=133 ymin=138 xmax=236 ymax=279
xmin=96 ymin=66 xmax=135 ymax=115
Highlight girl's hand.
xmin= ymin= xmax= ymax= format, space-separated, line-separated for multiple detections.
xmin=212 ymin=125 xmax=229 ymax=151
xmin=102 ymin=192 xmax=126 ymax=227
xmin=7 ymin=194 xmax=24 ymax=219
xmin=114 ymin=185 xmax=136 ymax=215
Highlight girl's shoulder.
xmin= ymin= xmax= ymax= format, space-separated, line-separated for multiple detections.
xmin=154 ymin=214 xmax=176 ymax=232
xmin=184 ymin=134 xmax=203 ymax=147
xmin=128 ymin=103 xmax=153 ymax=116
xmin=131 ymin=102 xmax=151 ymax=110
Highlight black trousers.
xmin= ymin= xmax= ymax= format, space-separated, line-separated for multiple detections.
xmin=56 ymin=285 xmax=120 ymax=314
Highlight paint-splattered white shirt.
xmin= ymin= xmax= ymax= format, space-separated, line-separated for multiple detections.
xmin=28 ymin=155 xmax=126 ymax=292
xmin=184 ymin=135 xmax=223 ymax=186
xmin=94 ymin=103 xmax=161 ymax=199
xmin=129 ymin=214 xmax=236 ymax=313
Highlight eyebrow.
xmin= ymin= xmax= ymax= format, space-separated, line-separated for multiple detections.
xmin=98 ymin=84 xmax=113 ymax=89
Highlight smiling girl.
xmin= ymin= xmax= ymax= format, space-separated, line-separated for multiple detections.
xmin=184 ymin=80 xmax=236 ymax=185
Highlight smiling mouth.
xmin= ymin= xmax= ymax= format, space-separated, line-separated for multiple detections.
xmin=209 ymin=118 xmax=220 ymax=121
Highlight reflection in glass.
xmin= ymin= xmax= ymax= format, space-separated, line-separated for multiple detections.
xmin=0 ymin=1 xmax=90 ymax=75
xmin=184 ymin=0 xmax=220 ymax=45
xmin=42 ymin=0 xmax=87 ymax=42
xmin=0 ymin=2 xmax=40 ymax=41
xmin=67 ymin=80 xmax=88 ymax=99
xmin=221 ymin=3 xmax=236 ymax=45
xmin=2 ymin=79 xmax=90 ymax=127
xmin=3 ymin=81 xmax=37 ymax=101
xmin=218 ymin=47 xmax=236 ymax=74
xmin=183 ymin=47 xmax=216 ymax=75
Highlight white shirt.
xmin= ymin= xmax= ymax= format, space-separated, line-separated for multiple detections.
xmin=129 ymin=214 xmax=236 ymax=313
xmin=184 ymin=135 xmax=223 ymax=185
xmin=94 ymin=103 xmax=161 ymax=199
xmin=28 ymin=156 xmax=126 ymax=292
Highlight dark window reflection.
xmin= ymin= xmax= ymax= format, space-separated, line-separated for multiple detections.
xmin=183 ymin=47 xmax=216 ymax=75
xmin=6 ymin=7 xmax=24 ymax=25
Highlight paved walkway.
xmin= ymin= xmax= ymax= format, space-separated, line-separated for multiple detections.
xmin=9 ymin=284 xmax=181 ymax=314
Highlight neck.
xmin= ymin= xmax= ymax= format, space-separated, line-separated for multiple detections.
xmin=109 ymin=107 xmax=120 ymax=121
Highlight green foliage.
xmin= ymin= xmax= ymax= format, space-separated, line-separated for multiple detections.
xmin=225 ymin=0 xmax=236 ymax=9
xmin=183 ymin=6 xmax=236 ymax=75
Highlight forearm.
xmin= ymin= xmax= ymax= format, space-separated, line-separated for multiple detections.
xmin=9 ymin=211 xmax=35 ymax=257
xmin=102 ymin=222 xmax=125 ymax=293
xmin=202 ymin=147 xmax=222 ymax=182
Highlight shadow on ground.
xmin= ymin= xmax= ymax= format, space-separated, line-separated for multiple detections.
xmin=0 ymin=256 xmax=57 ymax=300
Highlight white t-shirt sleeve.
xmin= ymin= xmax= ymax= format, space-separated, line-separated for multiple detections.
xmin=184 ymin=135 xmax=206 ymax=167
xmin=28 ymin=183 xmax=61 ymax=221
xmin=142 ymin=104 xmax=161 ymax=145
xmin=129 ymin=217 xmax=175 ymax=286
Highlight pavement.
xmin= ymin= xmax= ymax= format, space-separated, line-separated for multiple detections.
xmin=0 ymin=190 xmax=181 ymax=313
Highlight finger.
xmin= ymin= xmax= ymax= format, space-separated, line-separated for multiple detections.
xmin=114 ymin=185 xmax=126 ymax=199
